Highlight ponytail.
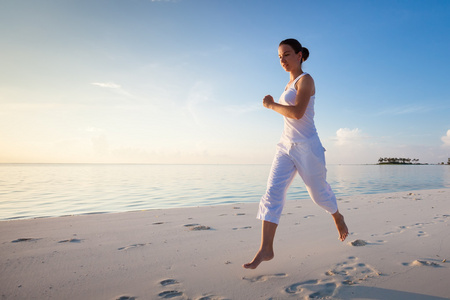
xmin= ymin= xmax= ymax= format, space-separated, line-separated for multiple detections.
xmin=279 ymin=38 xmax=310 ymax=62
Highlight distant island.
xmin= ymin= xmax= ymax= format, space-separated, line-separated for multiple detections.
xmin=378 ymin=157 xmax=450 ymax=165
xmin=377 ymin=157 xmax=420 ymax=165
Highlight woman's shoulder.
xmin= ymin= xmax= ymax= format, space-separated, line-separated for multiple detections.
xmin=295 ymin=73 xmax=314 ymax=90
xmin=301 ymin=72 xmax=314 ymax=81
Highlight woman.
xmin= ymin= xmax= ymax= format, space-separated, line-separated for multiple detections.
xmin=243 ymin=38 xmax=349 ymax=270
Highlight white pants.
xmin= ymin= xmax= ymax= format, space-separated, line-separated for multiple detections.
xmin=257 ymin=136 xmax=338 ymax=224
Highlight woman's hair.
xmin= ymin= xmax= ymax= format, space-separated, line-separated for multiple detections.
xmin=279 ymin=38 xmax=309 ymax=62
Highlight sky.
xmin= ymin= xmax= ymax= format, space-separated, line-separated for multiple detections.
xmin=1 ymin=0 xmax=450 ymax=165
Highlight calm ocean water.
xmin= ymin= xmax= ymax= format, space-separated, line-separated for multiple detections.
xmin=1 ymin=164 xmax=449 ymax=220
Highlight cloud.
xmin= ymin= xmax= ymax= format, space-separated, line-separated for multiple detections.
xmin=376 ymin=104 xmax=432 ymax=116
xmin=334 ymin=128 xmax=364 ymax=146
xmin=325 ymin=128 xmax=450 ymax=165
xmin=91 ymin=82 xmax=133 ymax=98
xmin=441 ymin=129 xmax=450 ymax=147
xmin=325 ymin=128 xmax=371 ymax=164
xmin=91 ymin=82 xmax=121 ymax=89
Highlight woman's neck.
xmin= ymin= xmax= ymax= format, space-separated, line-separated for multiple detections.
xmin=290 ymin=68 xmax=303 ymax=81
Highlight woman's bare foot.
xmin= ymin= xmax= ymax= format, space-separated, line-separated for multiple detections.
xmin=242 ymin=248 xmax=274 ymax=269
xmin=243 ymin=220 xmax=277 ymax=269
xmin=332 ymin=210 xmax=349 ymax=241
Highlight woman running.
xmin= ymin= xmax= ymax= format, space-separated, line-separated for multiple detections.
xmin=243 ymin=38 xmax=349 ymax=270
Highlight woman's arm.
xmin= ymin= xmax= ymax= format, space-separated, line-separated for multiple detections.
xmin=263 ymin=74 xmax=315 ymax=120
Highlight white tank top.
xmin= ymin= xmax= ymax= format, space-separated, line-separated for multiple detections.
xmin=278 ymin=73 xmax=317 ymax=143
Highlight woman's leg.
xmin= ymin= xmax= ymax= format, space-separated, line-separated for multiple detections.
xmin=293 ymin=139 xmax=349 ymax=241
xmin=243 ymin=220 xmax=278 ymax=269
xmin=244 ymin=145 xmax=296 ymax=269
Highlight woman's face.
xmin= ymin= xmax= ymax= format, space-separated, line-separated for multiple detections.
xmin=278 ymin=44 xmax=302 ymax=72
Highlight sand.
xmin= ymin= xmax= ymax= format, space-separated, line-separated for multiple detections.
xmin=1 ymin=188 xmax=450 ymax=299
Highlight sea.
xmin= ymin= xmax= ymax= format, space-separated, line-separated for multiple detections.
xmin=1 ymin=164 xmax=449 ymax=221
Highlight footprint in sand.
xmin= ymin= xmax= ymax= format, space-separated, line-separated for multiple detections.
xmin=116 ymin=296 xmax=136 ymax=300
xmin=11 ymin=238 xmax=40 ymax=243
xmin=242 ymin=273 xmax=287 ymax=283
xmin=117 ymin=243 xmax=149 ymax=251
xmin=158 ymin=279 xmax=225 ymax=300
xmin=326 ymin=256 xmax=381 ymax=285
xmin=197 ymin=295 xmax=225 ymax=300
xmin=158 ymin=290 xmax=184 ymax=299
xmin=190 ymin=225 xmax=211 ymax=231
xmin=417 ymin=230 xmax=428 ymax=237
xmin=285 ymin=279 xmax=337 ymax=298
xmin=158 ymin=279 xmax=185 ymax=299
xmin=309 ymin=282 xmax=337 ymax=298
xmin=375 ymin=221 xmax=433 ymax=238
xmin=283 ymin=257 xmax=379 ymax=298
xmin=160 ymin=279 xmax=179 ymax=286
xmin=275 ymin=257 xmax=380 ymax=299
xmin=58 ymin=238 xmax=82 ymax=243
xmin=402 ymin=260 xmax=441 ymax=267
xmin=349 ymin=239 xmax=367 ymax=246
xmin=285 ymin=279 xmax=318 ymax=293
xmin=183 ymin=223 xmax=212 ymax=230
xmin=433 ymin=215 xmax=450 ymax=223
xmin=232 ymin=226 xmax=252 ymax=230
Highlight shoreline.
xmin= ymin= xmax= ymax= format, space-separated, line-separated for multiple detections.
xmin=1 ymin=188 xmax=450 ymax=299
xmin=2 ymin=185 xmax=450 ymax=222
xmin=2 ymin=164 xmax=449 ymax=222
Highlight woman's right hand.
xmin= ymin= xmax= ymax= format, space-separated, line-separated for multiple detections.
xmin=263 ymin=95 xmax=275 ymax=109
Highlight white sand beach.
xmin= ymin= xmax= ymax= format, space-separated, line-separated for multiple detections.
xmin=1 ymin=188 xmax=450 ymax=299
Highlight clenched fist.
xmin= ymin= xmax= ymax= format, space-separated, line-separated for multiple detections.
xmin=263 ymin=95 xmax=275 ymax=109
